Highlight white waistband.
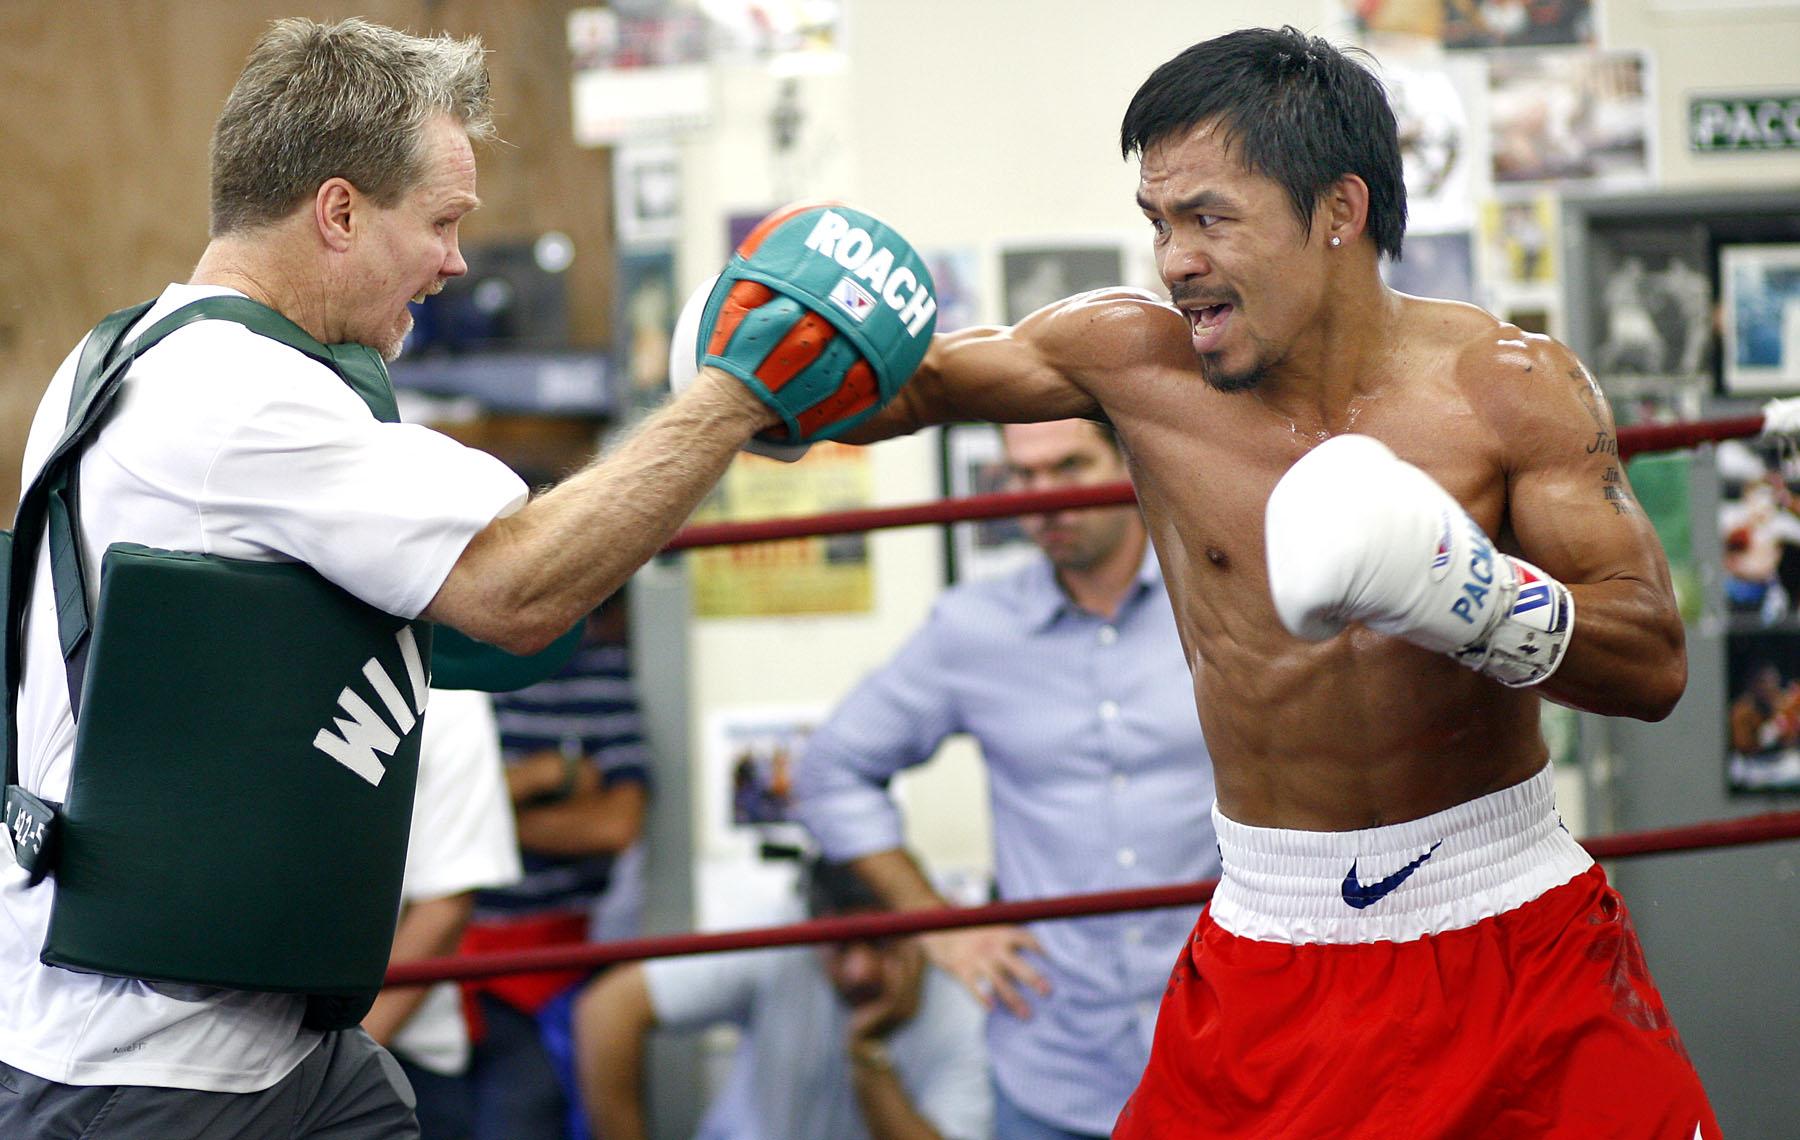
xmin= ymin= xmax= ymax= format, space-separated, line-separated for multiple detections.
xmin=1209 ymin=765 xmax=1592 ymax=945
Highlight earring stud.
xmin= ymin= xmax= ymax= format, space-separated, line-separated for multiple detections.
xmin=1329 ymin=235 xmax=1342 ymax=248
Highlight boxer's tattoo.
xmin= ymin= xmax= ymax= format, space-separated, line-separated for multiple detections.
xmin=1601 ymin=465 xmax=1634 ymax=515
xmin=1570 ymin=366 xmax=1608 ymax=429
xmin=1586 ymin=432 xmax=1618 ymax=457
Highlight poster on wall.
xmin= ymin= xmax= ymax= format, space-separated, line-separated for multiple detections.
xmin=612 ymin=141 xmax=683 ymax=247
xmin=1382 ymin=230 xmax=1478 ymax=302
xmin=687 ymin=443 xmax=874 ymax=617
xmin=1480 ymin=194 xmax=1558 ymax=287
xmin=1725 ymin=629 xmax=1800 ymax=793
xmin=1585 ymin=223 xmax=1714 ymax=385
xmin=1000 ymin=243 xmax=1124 ymax=323
xmin=1444 ymin=0 xmax=1595 ymax=49
xmin=700 ymin=704 xmax=828 ymax=856
xmin=922 ymin=247 xmax=983 ymax=332
xmin=1721 ymin=243 xmax=1800 ymax=395
xmin=1488 ymin=51 xmax=1651 ymax=187
xmin=941 ymin=423 xmax=1038 ymax=584
xmin=614 ymin=248 xmax=677 ymax=417
xmin=1385 ymin=56 xmax=1483 ymax=234
xmin=695 ymin=703 xmax=829 ymax=931
xmin=1717 ymin=435 xmax=1800 ymax=792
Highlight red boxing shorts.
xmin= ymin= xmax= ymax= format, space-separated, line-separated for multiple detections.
xmin=1115 ymin=766 xmax=1720 ymax=1139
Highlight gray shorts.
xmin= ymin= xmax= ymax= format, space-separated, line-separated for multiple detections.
xmin=0 ymin=1028 xmax=418 ymax=1139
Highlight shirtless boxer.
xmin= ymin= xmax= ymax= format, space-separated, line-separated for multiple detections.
xmin=833 ymin=26 xmax=1717 ymax=1139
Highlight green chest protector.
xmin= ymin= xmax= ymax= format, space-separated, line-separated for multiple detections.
xmin=2 ymin=298 xmax=435 ymax=1030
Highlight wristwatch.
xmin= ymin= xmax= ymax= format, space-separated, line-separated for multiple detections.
xmin=849 ymin=1038 xmax=894 ymax=1072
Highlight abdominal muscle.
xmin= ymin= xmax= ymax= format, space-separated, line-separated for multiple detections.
xmin=1192 ymin=624 xmax=1550 ymax=832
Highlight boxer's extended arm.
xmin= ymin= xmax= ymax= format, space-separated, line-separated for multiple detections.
xmin=424 ymin=370 xmax=772 ymax=653
xmin=844 ymin=289 xmax=1172 ymax=442
xmin=1495 ymin=343 xmax=1685 ymax=719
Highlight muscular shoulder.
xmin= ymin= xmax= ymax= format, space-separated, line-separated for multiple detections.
xmin=1022 ymin=286 xmax=1192 ymax=380
xmin=1417 ymin=299 xmax=1604 ymax=448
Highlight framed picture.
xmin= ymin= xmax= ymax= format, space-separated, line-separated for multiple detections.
xmin=940 ymin=423 xmax=1037 ymax=585
xmin=1725 ymin=628 xmax=1800 ymax=793
xmin=1721 ymin=242 xmax=1800 ymax=395
xmin=611 ymin=141 xmax=682 ymax=246
xmin=1382 ymin=230 xmax=1477 ymax=303
xmin=1000 ymin=243 xmax=1124 ymax=323
xmin=1488 ymin=51 xmax=1651 ymax=187
xmin=1585 ymin=223 xmax=1714 ymax=384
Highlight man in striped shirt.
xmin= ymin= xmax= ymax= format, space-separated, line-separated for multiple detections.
xmin=457 ymin=597 xmax=650 ymax=1140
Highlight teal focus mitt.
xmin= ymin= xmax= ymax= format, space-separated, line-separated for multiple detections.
xmin=673 ymin=202 xmax=937 ymax=461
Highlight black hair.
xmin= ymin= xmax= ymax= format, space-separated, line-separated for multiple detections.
xmin=804 ymin=859 xmax=886 ymax=918
xmin=1119 ymin=26 xmax=1406 ymax=259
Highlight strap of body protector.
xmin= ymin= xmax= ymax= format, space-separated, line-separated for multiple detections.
xmin=4 ymin=298 xmax=399 ymax=881
xmin=1 ymin=297 xmax=421 ymax=1029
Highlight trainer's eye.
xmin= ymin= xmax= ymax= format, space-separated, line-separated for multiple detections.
xmin=1196 ymin=214 xmax=1222 ymax=228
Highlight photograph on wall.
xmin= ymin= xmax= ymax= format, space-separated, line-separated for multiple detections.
xmin=1480 ymin=194 xmax=1558 ymax=286
xmin=1443 ymin=0 xmax=1595 ymax=49
xmin=1586 ymin=223 xmax=1714 ymax=383
xmin=941 ymin=422 xmax=1039 ymax=584
xmin=1000 ymin=243 xmax=1124 ymax=323
xmin=1725 ymin=627 xmax=1800 ymax=793
xmin=1383 ymin=230 xmax=1478 ymax=302
xmin=923 ymin=246 xmax=983 ymax=333
xmin=1488 ymin=50 xmax=1650 ymax=187
xmin=612 ymin=140 xmax=682 ymax=247
xmin=1346 ymin=0 xmax=1445 ymax=39
xmin=1721 ymin=242 xmax=1800 ymax=395
xmin=1716 ymin=438 xmax=1800 ymax=628
xmin=699 ymin=704 xmax=827 ymax=859
xmin=688 ymin=442 xmax=874 ymax=617
xmin=1386 ymin=56 xmax=1482 ymax=234
xmin=614 ymin=247 xmax=678 ymax=417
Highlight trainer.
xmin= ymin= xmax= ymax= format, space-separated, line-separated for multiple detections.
xmin=0 ymin=18 xmax=922 ymax=1139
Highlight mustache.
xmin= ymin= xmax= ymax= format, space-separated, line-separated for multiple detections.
xmin=1170 ymin=282 xmax=1240 ymax=309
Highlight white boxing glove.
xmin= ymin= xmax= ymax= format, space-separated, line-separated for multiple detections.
xmin=1265 ymin=434 xmax=1573 ymax=688
xmin=668 ymin=273 xmax=810 ymax=463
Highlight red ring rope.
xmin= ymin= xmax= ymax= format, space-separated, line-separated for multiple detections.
xmin=387 ymin=809 xmax=1800 ymax=987
xmin=391 ymin=412 xmax=1789 ymax=987
xmin=663 ymin=413 xmax=1769 ymax=553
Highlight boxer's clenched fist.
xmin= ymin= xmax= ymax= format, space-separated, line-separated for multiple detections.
xmin=1265 ymin=433 xmax=1573 ymax=687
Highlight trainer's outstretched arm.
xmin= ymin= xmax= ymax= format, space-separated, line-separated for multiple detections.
xmin=424 ymin=368 xmax=773 ymax=653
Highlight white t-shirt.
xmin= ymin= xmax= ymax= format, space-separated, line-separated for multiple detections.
xmin=646 ymin=947 xmax=992 ymax=1140
xmin=389 ymin=688 xmax=522 ymax=1076
xmin=0 ymin=285 xmax=528 ymax=1092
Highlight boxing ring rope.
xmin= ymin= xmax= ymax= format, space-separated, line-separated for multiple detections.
xmin=391 ymin=809 xmax=1800 ymax=987
xmin=388 ymin=407 xmax=1800 ymax=989
xmin=663 ymin=411 xmax=1771 ymax=554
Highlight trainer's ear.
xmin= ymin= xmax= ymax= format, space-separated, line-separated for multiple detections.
xmin=1319 ymin=173 xmax=1369 ymax=249
xmin=314 ymin=177 xmax=357 ymax=252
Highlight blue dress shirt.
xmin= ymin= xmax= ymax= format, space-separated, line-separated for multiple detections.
xmin=792 ymin=547 xmax=1218 ymax=1135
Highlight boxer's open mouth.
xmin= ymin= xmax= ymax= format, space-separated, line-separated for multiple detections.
xmin=1190 ymin=303 xmax=1233 ymax=352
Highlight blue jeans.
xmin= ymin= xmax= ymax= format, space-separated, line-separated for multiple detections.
xmin=993 ymin=1077 xmax=1109 ymax=1140
xmin=468 ymin=992 xmax=587 ymax=1140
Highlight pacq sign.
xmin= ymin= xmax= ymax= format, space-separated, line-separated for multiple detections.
xmin=1690 ymin=93 xmax=1800 ymax=153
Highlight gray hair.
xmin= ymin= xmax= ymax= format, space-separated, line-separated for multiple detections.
xmin=208 ymin=17 xmax=494 ymax=236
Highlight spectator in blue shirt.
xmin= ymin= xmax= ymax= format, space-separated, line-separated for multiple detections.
xmin=792 ymin=418 xmax=1219 ymax=1140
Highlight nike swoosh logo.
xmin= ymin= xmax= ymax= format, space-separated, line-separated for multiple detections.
xmin=1340 ymin=841 xmax=1444 ymax=910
